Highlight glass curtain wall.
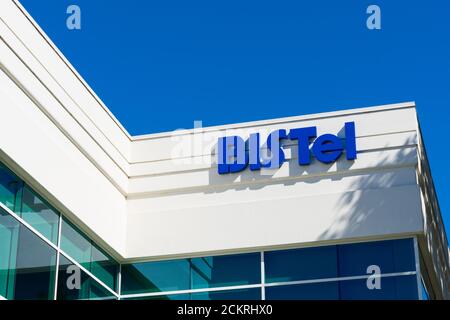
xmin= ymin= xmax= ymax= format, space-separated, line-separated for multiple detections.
xmin=120 ymin=239 xmax=421 ymax=300
xmin=0 ymin=161 xmax=118 ymax=300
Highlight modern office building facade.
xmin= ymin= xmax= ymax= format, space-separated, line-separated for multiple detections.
xmin=0 ymin=1 xmax=449 ymax=300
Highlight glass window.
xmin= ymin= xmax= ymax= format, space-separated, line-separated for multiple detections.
xmin=56 ymin=254 xmax=115 ymax=300
xmin=121 ymin=259 xmax=191 ymax=295
xmin=191 ymin=253 xmax=260 ymax=289
xmin=91 ymin=243 xmax=118 ymax=292
xmin=89 ymin=279 xmax=117 ymax=300
xmin=121 ymin=253 xmax=261 ymax=295
xmin=122 ymin=293 xmax=190 ymax=300
xmin=60 ymin=217 xmax=118 ymax=292
xmin=0 ymin=207 xmax=20 ymax=298
xmin=191 ymin=288 xmax=261 ymax=300
xmin=0 ymin=161 xmax=119 ymax=298
xmin=60 ymin=217 xmax=92 ymax=269
xmin=339 ymin=275 xmax=419 ymax=300
xmin=0 ymin=163 xmax=22 ymax=212
xmin=265 ymin=282 xmax=339 ymax=300
xmin=11 ymin=225 xmax=57 ymax=300
xmin=265 ymin=245 xmax=338 ymax=283
xmin=338 ymin=238 xmax=416 ymax=277
xmin=0 ymin=208 xmax=57 ymax=300
xmin=20 ymin=185 xmax=59 ymax=245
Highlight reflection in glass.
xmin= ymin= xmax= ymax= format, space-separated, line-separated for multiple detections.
xmin=266 ymin=282 xmax=339 ymax=300
xmin=123 ymin=290 xmax=261 ymax=300
xmin=60 ymin=217 xmax=91 ymax=269
xmin=0 ymin=208 xmax=19 ymax=298
xmin=339 ymin=275 xmax=418 ymax=300
xmin=0 ymin=163 xmax=21 ymax=212
xmin=123 ymin=293 xmax=190 ymax=300
xmin=60 ymin=217 xmax=118 ymax=292
xmin=265 ymin=245 xmax=338 ymax=283
xmin=56 ymin=254 xmax=115 ymax=300
xmin=121 ymin=259 xmax=190 ymax=294
xmin=0 ymin=208 xmax=56 ymax=300
xmin=338 ymin=238 xmax=416 ymax=277
xmin=266 ymin=275 xmax=419 ymax=300
xmin=91 ymin=243 xmax=118 ymax=291
xmin=20 ymin=185 xmax=59 ymax=245
xmin=122 ymin=253 xmax=260 ymax=295
xmin=191 ymin=288 xmax=261 ymax=300
xmin=0 ymin=160 xmax=119 ymax=297
xmin=191 ymin=253 xmax=260 ymax=289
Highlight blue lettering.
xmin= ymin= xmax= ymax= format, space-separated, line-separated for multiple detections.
xmin=218 ymin=136 xmax=248 ymax=174
xmin=265 ymin=129 xmax=288 ymax=169
xmin=289 ymin=126 xmax=317 ymax=165
xmin=344 ymin=122 xmax=357 ymax=160
xmin=249 ymin=133 xmax=262 ymax=171
xmin=217 ymin=123 xmax=357 ymax=174
xmin=312 ymin=134 xmax=343 ymax=163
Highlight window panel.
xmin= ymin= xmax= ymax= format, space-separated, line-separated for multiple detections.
xmin=191 ymin=288 xmax=261 ymax=300
xmin=60 ymin=218 xmax=118 ymax=291
xmin=265 ymin=245 xmax=338 ymax=283
xmin=89 ymin=279 xmax=117 ymax=300
xmin=339 ymin=275 xmax=419 ymax=300
xmin=0 ymin=162 xmax=119 ymax=298
xmin=265 ymin=282 xmax=339 ymax=300
xmin=60 ymin=217 xmax=92 ymax=269
xmin=56 ymin=254 xmax=115 ymax=300
xmin=121 ymin=259 xmax=191 ymax=295
xmin=11 ymin=225 xmax=57 ymax=300
xmin=0 ymin=163 xmax=21 ymax=212
xmin=20 ymin=185 xmax=59 ymax=245
xmin=90 ymin=243 xmax=118 ymax=292
xmin=0 ymin=207 xmax=20 ymax=298
xmin=191 ymin=253 xmax=260 ymax=289
xmin=338 ymin=238 xmax=416 ymax=277
xmin=122 ymin=253 xmax=261 ymax=295
xmin=0 ymin=209 xmax=56 ymax=300
xmin=122 ymin=293 xmax=190 ymax=300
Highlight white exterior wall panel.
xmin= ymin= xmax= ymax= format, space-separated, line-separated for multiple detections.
xmin=0 ymin=68 xmax=128 ymax=256
xmin=127 ymin=184 xmax=424 ymax=259
xmin=126 ymin=105 xmax=422 ymax=259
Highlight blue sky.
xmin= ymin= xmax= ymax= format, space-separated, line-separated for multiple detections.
xmin=19 ymin=1 xmax=450 ymax=232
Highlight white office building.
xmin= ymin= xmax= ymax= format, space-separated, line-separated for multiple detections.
xmin=0 ymin=1 xmax=448 ymax=300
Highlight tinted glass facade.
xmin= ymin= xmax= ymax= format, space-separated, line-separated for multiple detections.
xmin=121 ymin=253 xmax=261 ymax=295
xmin=0 ymin=160 xmax=426 ymax=300
xmin=121 ymin=238 xmax=420 ymax=300
xmin=0 ymin=161 xmax=118 ymax=300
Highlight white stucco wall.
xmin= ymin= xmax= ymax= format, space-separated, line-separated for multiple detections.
xmin=126 ymin=105 xmax=423 ymax=259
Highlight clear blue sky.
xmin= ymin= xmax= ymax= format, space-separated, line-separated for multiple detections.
xmin=19 ymin=0 xmax=450 ymax=233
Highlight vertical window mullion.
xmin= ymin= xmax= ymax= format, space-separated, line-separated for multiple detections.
xmin=117 ymin=264 xmax=122 ymax=299
xmin=261 ymin=251 xmax=265 ymax=300
xmin=53 ymin=214 xmax=63 ymax=300
xmin=413 ymin=237 xmax=422 ymax=300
